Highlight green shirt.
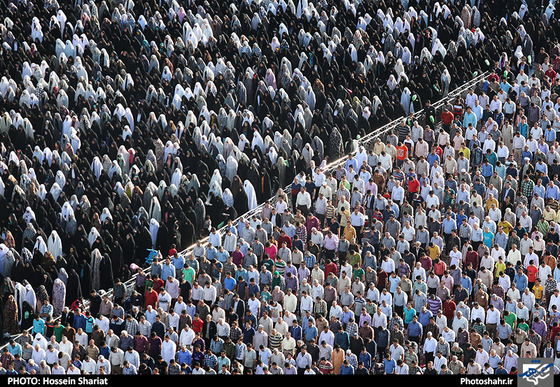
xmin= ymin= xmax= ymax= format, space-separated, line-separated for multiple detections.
xmin=261 ymin=291 xmax=272 ymax=303
xmin=182 ymin=266 xmax=196 ymax=284
xmin=353 ymin=268 xmax=365 ymax=281
xmin=348 ymin=253 xmax=362 ymax=268
xmin=518 ymin=322 xmax=529 ymax=332
xmin=53 ymin=324 xmax=65 ymax=342
xmin=505 ymin=312 xmax=517 ymax=329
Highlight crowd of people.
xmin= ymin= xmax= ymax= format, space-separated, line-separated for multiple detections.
xmin=1 ymin=0 xmax=560 ymax=378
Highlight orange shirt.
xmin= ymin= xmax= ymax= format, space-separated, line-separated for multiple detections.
xmin=397 ymin=145 xmax=408 ymax=160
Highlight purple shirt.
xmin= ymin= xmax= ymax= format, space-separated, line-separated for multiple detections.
xmin=532 ymin=319 xmax=547 ymax=340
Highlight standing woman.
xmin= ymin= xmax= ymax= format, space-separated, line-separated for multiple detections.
xmin=3 ymin=294 xmax=19 ymax=334
xmin=51 ymin=278 xmax=66 ymax=318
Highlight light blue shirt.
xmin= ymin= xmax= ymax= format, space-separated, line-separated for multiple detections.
xmin=161 ymin=263 xmax=176 ymax=279
xmin=442 ymin=218 xmax=457 ymax=234
xmin=463 ymin=112 xmax=478 ymax=128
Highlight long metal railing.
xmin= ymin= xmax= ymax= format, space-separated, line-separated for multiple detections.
xmin=176 ymin=70 xmax=491 ymax=257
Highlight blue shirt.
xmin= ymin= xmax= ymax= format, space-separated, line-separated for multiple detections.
xmin=72 ymin=314 xmax=86 ymax=331
xmin=481 ymin=163 xmax=493 ymax=177
xmin=8 ymin=343 xmax=22 ymax=357
xmin=546 ymin=129 xmax=556 ymax=142
xmin=418 ymin=310 xmax=433 ymax=327
xmin=32 ymin=318 xmax=46 ymax=335
xmin=442 ymin=218 xmax=457 ymax=234
xmin=514 ymin=273 xmax=528 ymax=292
xmin=345 ymin=158 xmax=358 ymax=172
xmin=224 ymin=277 xmax=237 ymax=291
xmin=407 ymin=321 xmax=423 ymax=338
xmin=546 ymin=185 xmax=560 ymax=200
xmin=206 ymin=247 xmax=218 ymax=261
xmin=304 ymin=254 xmax=316 ymax=268
xmin=177 ymin=349 xmax=192 ymax=365
xmin=172 ymin=255 xmax=185 ymax=272
xmin=383 ymin=358 xmax=397 ymax=374
xmin=534 ymin=184 xmax=546 ymax=199
xmin=161 ymin=263 xmax=176 ymax=279
xmin=427 ymin=153 xmax=440 ymax=168
xmin=290 ymin=325 xmax=302 ymax=342
xmin=235 ymin=268 xmax=248 ymax=282
xmin=460 ymin=276 xmax=473 ymax=295
xmin=216 ymin=250 xmax=229 ymax=263
xmin=389 ymin=276 xmax=401 ymax=294
xmin=304 ymin=325 xmax=318 ymax=343
xmin=463 ymin=112 xmax=477 ymax=128
xmin=486 ymin=152 xmax=497 ymax=167
xmin=341 ymin=310 xmax=355 ymax=326
xmin=500 ymin=82 xmax=511 ymax=93
xmin=483 ymin=231 xmax=495 ymax=248
xmin=335 ymin=331 xmax=350 ymax=350
xmin=359 ymin=352 xmax=372 ymax=369
xmin=403 ymin=307 xmax=416 ymax=324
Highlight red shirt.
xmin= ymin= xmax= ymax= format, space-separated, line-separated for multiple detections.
xmin=232 ymin=250 xmax=245 ymax=266
xmin=152 ymin=278 xmax=165 ymax=292
xmin=192 ymin=317 xmax=204 ymax=333
xmin=465 ymin=251 xmax=479 ymax=270
xmin=488 ymin=73 xmax=499 ymax=83
xmin=144 ymin=290 xmax=158 ymax=309
xmin=324 ymin=262 xmax=338 ymax=277
xmin=278 ymin=235 xmax=292 ymax=248
xmin=441 ymin=111 xmax=455 ymax=126
xmin=434 ymin=261 xmax=447 ymax=276
xmin=419 ymin=255 xmax=433 ymax=271
xmin=444 ymin=300 xmax=457 ymax=320
xmin=306 ymin=216 xmax=321 ymax=235
xmin=377 ymin=270 xmax=389 ymax=291
xmin=527 ymin=265 xmax=538 ymax=282
xmin=408 ymin=178 xmax=420 ymax=193
xmin=550 ymin=325 xmax=560 ymax=340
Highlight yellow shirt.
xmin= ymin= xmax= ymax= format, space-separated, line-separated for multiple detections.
xmin=460 ymin=147 xmax=470 ymax=160
xmin=498 ymin=220 xmax=513 ymax=234
xmin=533 ymin=284 xmax=544 ymax=300
xmin=428 ymin=245 xmax=440 ymax=260
xmin=485 ymin=197 xmax=499 ymax=213
xmin=344 ymin=225 xmax=357 ymax=242
xmin=494 ymin=261 xmax=506 ymax=278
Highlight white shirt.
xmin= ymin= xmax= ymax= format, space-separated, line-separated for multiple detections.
xmin=548 ymin=293 xmax=560 ymax=312
xmin=441 ymin=328 xmax=455 ymax=343
xmin=470 ymin=306 xmax=485 ymax=323
xmin=350 ymin=211 xmax=365 ymax=227
xmin=449 ymin=250 xmax=462 ymax=267
xmin=486 ymin=308 xmax=501 ymax=324
xmin=423 ymin=337 xmax=437 ymax=355
xmin=372 ymin=312 xmax=387 ymax=329
xmin=300 ymin=295 xmax=313 ymax=312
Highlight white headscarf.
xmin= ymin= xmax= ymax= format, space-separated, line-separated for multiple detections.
xmin=149 ymin=218 xmax=159 ymax=248
xmin=47 ymin=231 xmax=63 ymax=261
xmin=88 ymin=227 xmax=100 ymax=247
xmin=244 ymin=180 xmax=258 ymax=211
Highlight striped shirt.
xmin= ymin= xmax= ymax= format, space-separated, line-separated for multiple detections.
xmin=269 ymin=332 xmax=283 ymax=350
xmin=325 ymin=205 xmax=336 ymax=220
